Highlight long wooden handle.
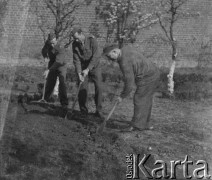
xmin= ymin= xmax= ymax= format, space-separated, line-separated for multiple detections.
xmin=41 ymin=78 xmax=47 ymax=100
xmin=106 ymin=100 xmax=118 ymax=121
xmin=71 ymin=82 xmax=83 ymax=111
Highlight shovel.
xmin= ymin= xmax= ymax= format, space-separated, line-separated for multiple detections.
xmin=64 ymin=81 xmax=83 ymax=119
xmin=31 ymin=74 xmax=48 ymax=104
xmin=96 ymin=100 xmax=119 ymax=134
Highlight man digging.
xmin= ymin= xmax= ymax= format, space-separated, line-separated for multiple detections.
xmin=102 ymin=44 xmax=160 ymax=132
xmin=71 ymin=27 xmax=103 ymax=118
xmin=42 ymin=31 xmax=69 ymax=114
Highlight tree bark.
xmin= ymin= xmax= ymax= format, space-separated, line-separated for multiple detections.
xmin=167 ymin=61 xmax=176 ymax=94
xmin=168 ymin=41 xmax=177 ymax=95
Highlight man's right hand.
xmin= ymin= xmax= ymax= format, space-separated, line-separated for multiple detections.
xmin=43 ymin=69 xmax=49 ymax=79
xmin=117 ymin=96 xmax=122 ymax=104
xmin=78 ymin=73 xmax=85 ymax=82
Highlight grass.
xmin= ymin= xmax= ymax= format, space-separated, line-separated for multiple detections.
xmin=0 ymin=65 xmax=212 ymax=179
xmin=1 ymin=91 xmax=212 ymax=179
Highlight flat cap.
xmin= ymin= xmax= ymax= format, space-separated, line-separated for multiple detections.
xmin=48 ymin=30 xmax=56 ymax=41
xmin=102 ymin=44 xmax=119 ymax=55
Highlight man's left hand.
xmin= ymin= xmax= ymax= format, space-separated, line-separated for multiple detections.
xmin=82 ymin=68 xmax=89 ymax=77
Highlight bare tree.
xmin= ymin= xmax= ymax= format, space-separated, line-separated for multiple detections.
xmin=94 ymin=0 xmax=158 ymax=47
xmin=156 ymin=0 xmax=199 ymax=94
xmin=32 ymin=0 xmax=82 ymax=47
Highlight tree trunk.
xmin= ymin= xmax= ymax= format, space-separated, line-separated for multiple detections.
xmin=167 ymin=42 xmax=177 ymax=95
xmin=167 ymin=60 xmax=176 ymax=94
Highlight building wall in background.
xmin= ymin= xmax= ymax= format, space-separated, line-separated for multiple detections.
xmin=0 ymin=0 xmax=212 ymax=68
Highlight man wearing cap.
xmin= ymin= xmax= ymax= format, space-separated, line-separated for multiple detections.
xmin=102 ymin=44 xmax=160 ymax=131
xmin=42 ymin=32 xmax=59 ymax=98
xmin=42 ymin=32 xmax=69 ymax=110
xmin=71 ymin=27 xmax=103 ymax=117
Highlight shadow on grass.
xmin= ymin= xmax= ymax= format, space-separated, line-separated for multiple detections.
xmin=26 ymin=106 xmax=101 ymax=128
xmin=106 ymin=119 xmax=130 ymax=130
xmin=25 ymin=104 xmax=131 ymax=132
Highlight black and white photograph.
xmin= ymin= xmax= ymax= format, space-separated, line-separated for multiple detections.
xmin=0 ymin=0 xmax=212 ymax=179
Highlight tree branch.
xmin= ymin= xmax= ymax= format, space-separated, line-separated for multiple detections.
xmin=61 ymin=4 xmax=79 ymax=22
xmin=169 ymin=1 xmax=175 ymax=41
xmin=63 ymin=18 xmax=75 ymax=33
xmin=175 ymin=0 xmax=187 ymax=9
xmin=45 ymin=0 xmax=56 ymax=17
xmin=64 ymin=0 xmax=75 ymax=9
xmin=156 ymin=13 xmax=170 ymax=41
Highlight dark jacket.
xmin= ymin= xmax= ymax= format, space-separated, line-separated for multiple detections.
xmin=118 ymin=45 xmax=160 ymax=99
xmin=41 ymin=40 xmax=56 ymax=69
xmin=42 ymin=41 xmax=68 ymax=74
xmin=72 ymin=35 xmax=100 ymax=74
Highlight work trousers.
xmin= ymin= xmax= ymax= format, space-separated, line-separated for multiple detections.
xmin=44 ymin=70 xmax=68 ymax=106
xmin=78 ymin=67 xmax=103 ymax=113
xmin=131 ymin=73 xmax=160 ymax=129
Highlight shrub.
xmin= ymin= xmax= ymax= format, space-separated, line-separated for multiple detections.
xmin=159 ymin=70 xmax=212 ymax=100
xmin=173 ymin=73 xmax=208 ymax=90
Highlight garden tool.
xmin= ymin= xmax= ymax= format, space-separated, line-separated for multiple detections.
xmin=64 ymin=81 xmax=83 ymax=119
xmin=97 ymin=100 xmax=119 ymax=134
xmin=31 ymin=70 xmax=48 ymax=104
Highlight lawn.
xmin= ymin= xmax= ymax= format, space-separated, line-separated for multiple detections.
xmin=0 ymin=65 xmax=211 ymax=179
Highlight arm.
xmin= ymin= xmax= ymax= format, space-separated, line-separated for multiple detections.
xmin=72 ymin=42 xmax=82 ymax=74
xmin=49 ymin=45 xmax=63 ymax=71
xmin=87 ymin=38 xmax=100 ymax=70
xmin=41 ymin=41 xmax=51 ymax=69
xmin=49 ymin=62 xmax=61 ymax=71
xmin=120 ymin=62 xmax=135 ymax=99
xmin=41 ymin=41 xmax=50 ymax=59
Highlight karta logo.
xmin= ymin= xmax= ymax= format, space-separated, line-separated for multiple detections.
xmin=126 ymin=154 xmax=211 ymax=179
